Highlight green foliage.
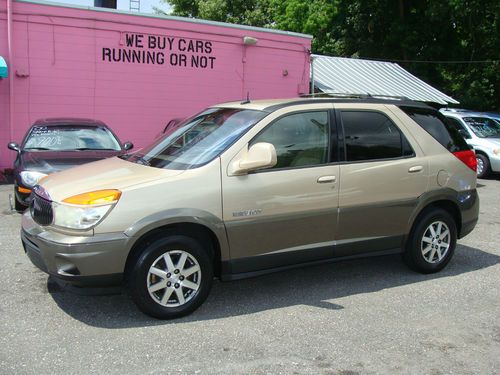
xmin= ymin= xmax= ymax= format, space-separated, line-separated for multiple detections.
xmin=161 ymin=0 xmax=499 ymax=110
xmin=331 ymin=0 xmax=500 ymax=110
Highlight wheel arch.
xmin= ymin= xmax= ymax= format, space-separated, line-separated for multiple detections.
xmin=408 ymin=197 xmax=462 ymax=241
xmin=474 ymin=149 xmax=489 ymax=158
xmin=124 ymin=221 xmax=223 ymax=281
xmin=123 ymin=209 xmax=229 ymax=281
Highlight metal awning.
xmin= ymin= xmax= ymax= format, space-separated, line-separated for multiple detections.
xmin=312 ymin=54 xmax=458 ymax=105
xmin=0 ymin=56 xmax=7 ymax=78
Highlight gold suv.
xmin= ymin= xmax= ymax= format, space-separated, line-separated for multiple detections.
xmin=21 ymin=98 xmax=479 ymax=319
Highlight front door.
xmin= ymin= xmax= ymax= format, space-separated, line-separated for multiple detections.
xmin=222 ymin=109 xmax=340 ymax=274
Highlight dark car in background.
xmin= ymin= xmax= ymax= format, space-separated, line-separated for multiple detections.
xmin=7 ymin=118 xmax=133 ymax=211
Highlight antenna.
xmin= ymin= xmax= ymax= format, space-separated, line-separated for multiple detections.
xmin=240 ymin=92 xmax=251 ymax=104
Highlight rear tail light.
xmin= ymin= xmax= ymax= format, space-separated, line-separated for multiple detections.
xmin=453 ymin=150 xmax=477 ymax=172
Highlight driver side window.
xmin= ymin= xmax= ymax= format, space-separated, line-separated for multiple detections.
xmin=251 ymin=111 xmax=330 ymax=169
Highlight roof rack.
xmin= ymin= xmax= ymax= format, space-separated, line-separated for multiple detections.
xmin=299 ymin=92 xmax=410 ymax=101
xmin=439 ymin=108 xmax=470 ymax=112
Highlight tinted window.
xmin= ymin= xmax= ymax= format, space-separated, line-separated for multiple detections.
xmin=251 ymin=111 xmax=329 ymax=169
xmin=341 ymin=111 xmax=409 ymax=162
xmin=400 ymin=106 xmax=470 ymax=152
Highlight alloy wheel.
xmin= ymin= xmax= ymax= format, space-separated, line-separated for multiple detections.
xmin=476 ymin=157 xmax=484 ymax=176
xmin=421 ymin=221 xmax=451 ymax=263
xmin=147 ymin=250 xmax=201 ymax=307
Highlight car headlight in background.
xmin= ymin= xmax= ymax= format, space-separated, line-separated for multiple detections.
xmin=20 ymin=171 xmax=48 ymax=188
xmin=52 ymin=189 xmax=121 ymax=230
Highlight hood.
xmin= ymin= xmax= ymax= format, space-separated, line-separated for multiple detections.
xmin=39 ymin=157 xmax=184 ymax=202
xmin=471 ymin=137 xmax=500 ymax=150
xmin=20 ymin=150 xmax=122 ymax=174
xmin=486 ymin=138 xmax=500 ymax=148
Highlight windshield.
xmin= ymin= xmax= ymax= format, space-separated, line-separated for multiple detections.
xmin=463 ymin=117 xmax=500 ymax=138
xmin=126 ymin=107 xmax=267 ymax=170
xmin=24 ymin=126 xmax=121 ymax=151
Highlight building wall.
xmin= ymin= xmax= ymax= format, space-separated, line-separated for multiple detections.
xmin=0 ymin=0 xmax=311 ymax=170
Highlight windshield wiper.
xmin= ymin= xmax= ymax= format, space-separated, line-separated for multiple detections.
xmin=25 ymin=147 xmax=50 ymax=150
xmin=135 ymin=156 xmax=150 ymax=166
xmin=73 ymin=147 xmax=118 ymax=151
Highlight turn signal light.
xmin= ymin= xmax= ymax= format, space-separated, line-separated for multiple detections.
xmin=63 ymin=189 xmax=122 ymax=205
xmin=18 ymin=186 xmax=32 ymax=194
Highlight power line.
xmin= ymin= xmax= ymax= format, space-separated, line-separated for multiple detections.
xmin=362 ymin=57 xmax=499 ymax=64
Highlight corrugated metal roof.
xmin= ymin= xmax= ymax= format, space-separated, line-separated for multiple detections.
xmin=312 ymin=54 xmax=458 ymax=105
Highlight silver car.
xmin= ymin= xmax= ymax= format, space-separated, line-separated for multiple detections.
xmin=441 ymin=108 xmax=500 ymax=178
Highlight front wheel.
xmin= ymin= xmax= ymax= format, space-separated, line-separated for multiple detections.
xmin=128 ymin=235 xmax=213 ymax=319
xmin=14 ymin=195 xmax=27 ymax=212
xmin=403 ymin=208 xmax=457 ymax=274
xmin=476 ymin=154 xmax=490 ymax=179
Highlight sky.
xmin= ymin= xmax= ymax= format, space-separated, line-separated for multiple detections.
xmin=55 ymin=0 xmax=171 ymax=14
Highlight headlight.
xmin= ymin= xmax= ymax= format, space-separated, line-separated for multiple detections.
xmin=52 ymin=189 xmax=121 ymax=230
xmin=20 ymin=171 xmax=48 ymax=187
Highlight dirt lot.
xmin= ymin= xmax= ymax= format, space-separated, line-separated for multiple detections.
xmin=0 ymin=178 xmax=499 ymax=375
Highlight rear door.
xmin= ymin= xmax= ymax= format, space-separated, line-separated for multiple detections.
xmin=335 ymin=104 xmax=428 ymax=256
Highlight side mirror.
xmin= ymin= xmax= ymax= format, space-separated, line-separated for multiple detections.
xmin=231 ymin=142 xmax=277 ymax=175
xmin=7 ymin=142 xmax=21 ymax=153
xmin=164 ymin=119 xmax=178 ymax=133
xmin=458 ymin=129 xmax=471 ymax=139
xmin=123 ymin=142 xmax=134 ymax=151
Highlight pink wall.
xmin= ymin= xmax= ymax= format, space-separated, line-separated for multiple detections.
xmin=0 ymin=0 xmax=311 ymax=170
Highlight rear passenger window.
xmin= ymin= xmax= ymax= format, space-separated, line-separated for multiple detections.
xmin=251 ymin=111 xmax=329 ymax=169
xmin=399 ymin=106 xmax=470 ymax=152
xmin=341 ymin=111 xmax=412 ymax=162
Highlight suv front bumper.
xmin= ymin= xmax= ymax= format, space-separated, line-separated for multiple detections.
xmin=21 ymin=213 xmax=130 ymax=286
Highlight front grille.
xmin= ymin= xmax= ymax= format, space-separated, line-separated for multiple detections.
xmin=30 ymin=194 xmax=53 ymax=226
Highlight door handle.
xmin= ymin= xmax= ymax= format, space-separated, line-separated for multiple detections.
xmin=408 ymin=166 xmax=423 ymax=173
xmin=317 ymin=175 xmax=336 ymax=183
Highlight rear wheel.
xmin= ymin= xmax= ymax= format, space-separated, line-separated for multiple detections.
xmin=476 ymin=154 xmax=490 ymax=179
xmin=403 ymin=208 xmax=457 ymax=274
xmin=128 ymin=235 xmax=213 ymax=319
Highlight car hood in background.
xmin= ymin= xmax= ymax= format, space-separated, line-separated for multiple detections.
xmin=19 ymin=150 xmax=123 ymax=174
xmin=469 ymin=137 xmax=500 ymax=151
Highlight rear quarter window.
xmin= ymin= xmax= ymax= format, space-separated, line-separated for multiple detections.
xmin=399 ymin=106 xmax=470 ymax=152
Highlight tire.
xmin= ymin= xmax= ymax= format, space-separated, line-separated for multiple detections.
xmin=14 ymin=195 xmax=27 ymax=212
xmin=403 ymin=208 xmax=457 ymax=274
xmin=128 ymin=235 xmax=213 ymax=319
xmin=476 ymin=154 xmax=490 ymax=179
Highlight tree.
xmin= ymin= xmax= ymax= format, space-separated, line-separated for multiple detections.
xmin=330 ymin=0 xmax=499 ymax=110
xmin=160 ymin=0 xmax=499 ymax=110
xmin=159 ymin=0 xmax=275 ymax=26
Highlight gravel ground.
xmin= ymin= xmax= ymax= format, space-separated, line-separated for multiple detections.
xmin=0 ymin=179 xmax=499 ymax=375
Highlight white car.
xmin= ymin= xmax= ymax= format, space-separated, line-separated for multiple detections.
xmin=441 ymin=108 xmax=500 ymax=178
